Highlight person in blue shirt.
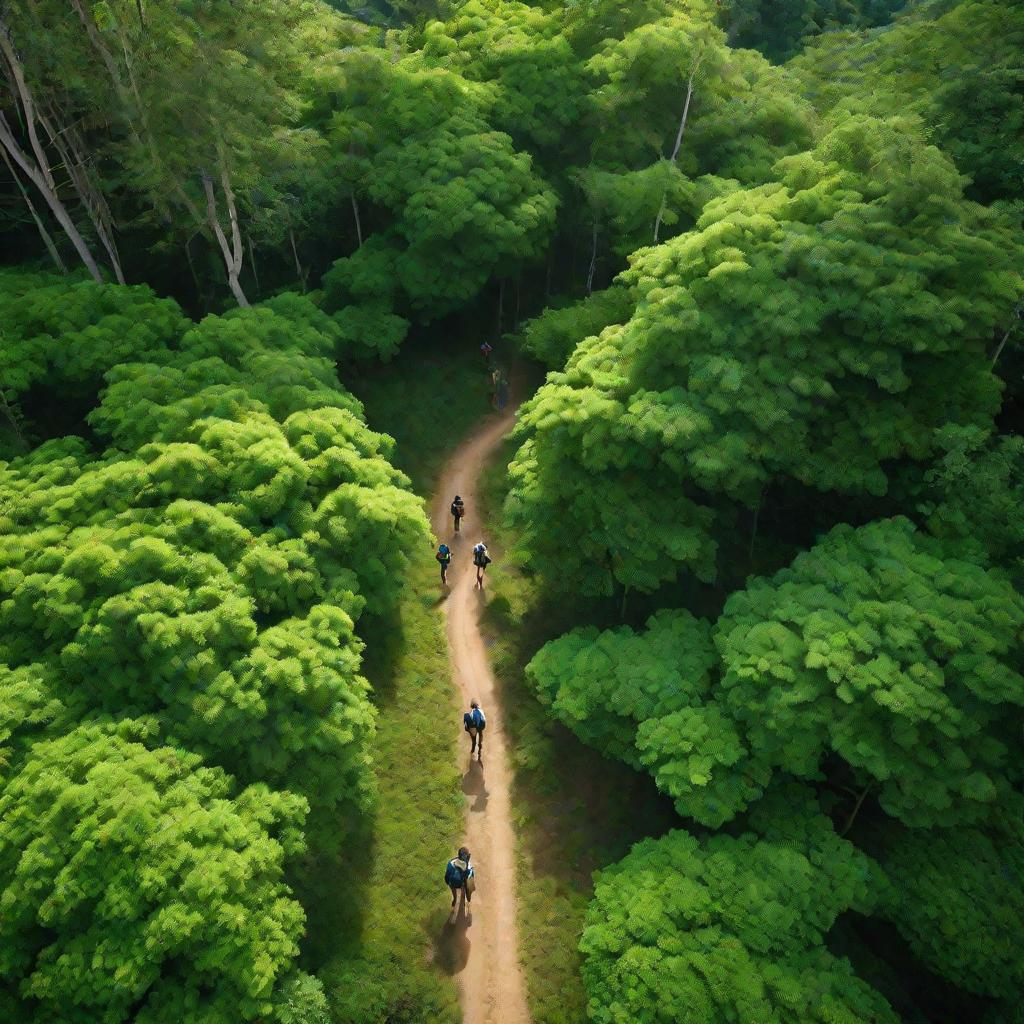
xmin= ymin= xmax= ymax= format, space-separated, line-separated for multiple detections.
xmin=463 ymin=699 xmax=486 ymax=761
xmin=444 ymin=846 xmax=475 ymax=909
xmin=436 ymin=543 xmax=452 ymax=586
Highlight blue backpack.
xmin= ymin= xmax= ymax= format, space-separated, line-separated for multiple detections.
xmin=445 ymin=859 xmax=467 ymax=887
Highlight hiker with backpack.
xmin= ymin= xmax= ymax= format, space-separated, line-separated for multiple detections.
xmin=472 ymin=542 xmax=491 ymax=589
xmin=445 ymin=846 xmax=475 ymax=908
xmin=463 ymin=699 xmax=486 ymax=761
xmin=451 ymin=495 xmax=465 ymax=534
xmin=436 ymin=543 xmax=452 ymax=586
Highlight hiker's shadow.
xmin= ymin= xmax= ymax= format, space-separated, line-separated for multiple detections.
xmin=432 ymin=899 xmax=472 ymax=975
xmin=462 ymin=760 xmax=488 ymax=812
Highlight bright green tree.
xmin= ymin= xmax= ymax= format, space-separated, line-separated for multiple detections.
xmin=508 ymin=115 xmax=1022 ymax=595
xmin=0 ymin=722 xmax=325 ymax=1024
xmin=580 ymin=786 xmax=897 ymax=1024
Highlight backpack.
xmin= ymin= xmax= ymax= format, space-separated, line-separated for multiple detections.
xmin=445 ymin=858 xmax=468 ymax=887
xmin=471 ymin=707 xmax=486 ymax=730
xmin=473 ymin=546 xmax=490 ymax=568
xmin=451 ymin=501 xmax=463 ymax=518
xmin=437 ymin=545 xmax=451 ymax=564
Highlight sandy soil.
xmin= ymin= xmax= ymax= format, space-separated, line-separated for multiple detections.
xmin=431 ymin=404 xmax=532 ymax=1024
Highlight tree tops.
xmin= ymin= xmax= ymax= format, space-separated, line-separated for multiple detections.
xmin=508 ymin=115 xmax=1023 ymax=595
xmin=528 ymin=518 xmax=1024 ymax=829
xmin=580 ymin=787 xmax=898 ymax=1024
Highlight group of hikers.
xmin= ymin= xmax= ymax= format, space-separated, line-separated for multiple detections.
xmin=441 ymin=343 xmax=509 ymax=917
xmin=436 ymin=494 xmax=492 ymax=589
xmin=445 ymin=699 xmax=486 ymax=912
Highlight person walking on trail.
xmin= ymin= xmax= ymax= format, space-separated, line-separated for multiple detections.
xmin=445 ymin=846 xmax=475 ymax=908
xmin=480 ymin=340 xmax=493 ymax=365
xmin=463 ymin=699 xmax=486 ymax=761
xmin=490 ymin=367 xmax=501 ymax=409
xmin=436 ymin=543 xmax=452 ymax=586
xmin=497 ymin=370 xmax=509 ymax=412
xmin=450 ymin=495 xmax=465 ymax=534
xmin=472 ymin=542 xmax=491 ymax=589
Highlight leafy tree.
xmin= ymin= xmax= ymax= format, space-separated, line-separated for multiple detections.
xmin=919 ymin=427 xmax=1024 ymax=575
xmin=0 ymin=276 xmax=428 ymax=816
xmin=527 ymin=518 xmax=1024 ymax=828
xmin=713 ymin=517 xmax=1024 ymax=827
xmin=318 ymin=48 xmax=556 ymax=323
xmin=508 ymin=116 xmax=1022 ymax=595
xmin=793 ymin=1 xmax=1024 ymax=203
xmin=418 ymin=0 xmax=584 ymax=155
xmin=580 ymin=786 xmax=897 ymax=1024
xmin=0 ymin=721 xmax=324 ymax=1024
xmin=520 ymin=285 xmax=635 ymax=368
xmin=873 ymin=795 xmax=1024 ymax=1000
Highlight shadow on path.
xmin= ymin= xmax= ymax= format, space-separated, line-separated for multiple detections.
xmin=462 ymin=760 xmax=489 ymax=812
xmin=431 ymin=898 xmax=473 ymax=976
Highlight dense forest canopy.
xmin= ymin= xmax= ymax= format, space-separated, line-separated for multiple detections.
xmin=0 ymin=0 xmax=1021 ymax=1023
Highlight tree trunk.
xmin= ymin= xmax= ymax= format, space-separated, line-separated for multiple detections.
xmin=496 ymin=278 xmax=504 ymax=339
xmin=586 ymin=216 xmax=599 ymax=295
xmin=202 ymin=166 xmax=250 ymax=307
xmin=839 ymin=783 xmax=872 ymax=837
xmin=350 ymin=192 xmax=363 ymax=248
xmin=247 ymin=235 xmax=260 ymax=296
xmin=0 ymin=111 xmax=104 ymax=281
xmin=653 ymin=60 xmax=699 ymax=244
xmin=38 ymin=106 xmax=125 ymax=283
xmin=1 ymin=144 xmax=66 ymax=272
xmin=991 ymin=305 xmax=1022 ymax=368
xmin=289 ymin=229 xmax=307 ymax=292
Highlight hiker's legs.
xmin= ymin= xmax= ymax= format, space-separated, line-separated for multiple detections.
xmin=477 ymin=730 xmax=483 ymax=760
xmin=469 ymin=727 xmax=477 ymax=753
xmin=454 ymin=514 xmax=460 ymax=533
xmin=450 ymin=884 xmax=459 ymax=907
xmin=441 ymin=564 xmax=448 ymax=585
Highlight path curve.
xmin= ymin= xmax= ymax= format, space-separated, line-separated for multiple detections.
xmin=432 ymin=404 xmax=531 ymax=1024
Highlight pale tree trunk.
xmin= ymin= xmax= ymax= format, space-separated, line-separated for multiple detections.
xmin=0 ymin=22 xmax=104 ymax=280
xmin=991 ymin=304 xmax=1022 ymax=368
xmin=1 ymin=144 xmax=66 ymax=272
xmin=289 ymin=228 xmax=307 ymax=292
xmin=202 ymin=164 xmax=250 ymax=307
xmin=38 ymin=106 xmax=125 ymax=283
xmin=653 ymin=56 xmax=701 ymax=244
xmin=0 ymin=112 xmax=104 ymax=281
xmin=586 ymin=216 xmax=599 ymax=295
xmin=350 ymin=192 xmax=363 ymax=247
xmin=247 ymin=235 xmax=260 ymax=296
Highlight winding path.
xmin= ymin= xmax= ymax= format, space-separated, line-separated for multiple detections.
xmin=432 ymin=403 xmax=531 ymax=1024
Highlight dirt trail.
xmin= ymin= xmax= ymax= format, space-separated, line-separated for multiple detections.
xmin=432 ymin=404 xmax=531 ymax=1024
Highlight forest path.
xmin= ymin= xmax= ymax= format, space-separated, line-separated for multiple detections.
xmin=431 ymin=401 xmax=531 ymax=1024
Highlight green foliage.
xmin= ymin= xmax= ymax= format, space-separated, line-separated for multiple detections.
xmin=580 ymin=786 xmax=896 ymax=1024
xmin=793 ymin=1 xmax=1024 ymax=202
xmin=527 ymin=518 xmax=1024 ymax=828
xmin=521 ymin=285 xmax=635 ymax=368
xmin=725 ymin=0 xmax=908 ymax=62
xmin=0 ymin=271 xmax=188 ymax=410
xmin=319 ymin=48 xmax=556 ymax=323
xmin=920 ymin=427 xmax=1024 ymax=574
xmin=509 ymin=115 xmax=1022 ymax=595
xmin=715 ymin=517 xmax=1024 ymax=827
xmin=0 ymin=721 xmax=322 ymax=1024
xmin=874 ymin=796 xmax=1024 ymax=999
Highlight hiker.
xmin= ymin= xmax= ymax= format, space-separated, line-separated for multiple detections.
xmin=472 ymin=541 xmax=491 ymax=589
xmin=490 ymin=367 xmax=501 ymax=409
xmin=463 ymin=699 xmax=486 ymax=760
xmin=451 ymin=494 xmax=465 ymax=534
xmin=497 ymin=371 xmax=509 ymax=412
xmin=480 ymin=340 xmax=493 ymax=365
xmin=436 ymin=543 xmax=452 ymax=585
xmin=445 ymin=846 xmax=475 ymax=908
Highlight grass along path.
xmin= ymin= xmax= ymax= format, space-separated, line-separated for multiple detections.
xmin=296 ymin=340 xmax=498 ymax=1023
